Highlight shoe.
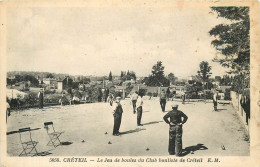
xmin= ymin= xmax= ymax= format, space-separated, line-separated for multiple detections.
xmin=137 ymin=124 xmax=143 ymax=126
xmin=169 ymin=152 xmax=175 ymax=155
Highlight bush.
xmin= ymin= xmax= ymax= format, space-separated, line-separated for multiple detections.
xmin=224 ymin=88 xmax=231 ymax=100
xmin=147 ymin=92 xmax=153 ymax=96
xmin=24 ymin=92 xmax=38 ymax=107
xmin=153 ymin=92 xmax=158 ymax=97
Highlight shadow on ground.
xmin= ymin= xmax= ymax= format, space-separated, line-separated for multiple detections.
xmin=37 ymin=151 xmax=52 ymax=156
xmin=143 ymin=110 xmax=150 ymax=113
xmin=182 ymin=144 xmax=208 ymax=156
xmin=7 ymin=128 xmax=41 ymax=135
xmin=120 ymin=128 xmax=146 ymax=135
xmin=217 ymin=109 xmax=227 ymax=111
xmin=142 ymin=121 xmax=163 ymax=126
xmin=61 ymin=141 xmax=73 ymax=146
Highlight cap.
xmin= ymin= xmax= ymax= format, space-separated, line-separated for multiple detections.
xmin=171 ymin=104 xmax=179 ymax=108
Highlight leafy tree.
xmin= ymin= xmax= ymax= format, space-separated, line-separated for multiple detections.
xmin=197 ymin=61 xmax=212 ymax=82
xmin=168 ymin=73 xmax=176 ymax=85
xmin=144 ymin=61 xmax=170 ymax=86
xmin=23 ymin=75 xmax=39 ymax=86
xmin=46 ymin=73 xmax=54 ymax=78
xmin=108 ymin=71 xmax=112 ymax=81
xmin=209 ymin=7 xmax=249 ymax=74
xmin=120 ymin=70 xmax=136 ymax=81
xmin=209 ymin=7 xmax=250 ymax=95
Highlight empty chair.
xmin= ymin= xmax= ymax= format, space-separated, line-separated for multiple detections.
xmin=18 ymin=127 xmax=39 ymax=156
xmin=44 ymin=122 xmax=64 ymax=148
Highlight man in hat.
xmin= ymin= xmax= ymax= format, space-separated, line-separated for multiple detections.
xmin=112 ymin=97 xmax=123 ymax=136
xmin=38 ymin=89 xmax=44 ymax=109
xmin=136 ymin=93 xmax=144 ymax=126
xmin=130 ymin=91 xmax=139 ymax=114
xmin=163 ymin=104 xmax=188 ymax=156
xmin=213 ymin=91 xmax=218 ymax=111
xmin=160 ymin=89 xmax=167 ymax=112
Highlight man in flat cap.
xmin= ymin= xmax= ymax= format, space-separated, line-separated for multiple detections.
xmin=163 ymin=104 xmax=188 ymax=156
xmin=112 ymin=97 xmax=123 ymax=136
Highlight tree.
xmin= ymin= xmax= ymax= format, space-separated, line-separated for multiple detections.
xmin=209 ymin=7 xmax=249 ymax=74
xmin=168 ymin=73 xmax=176 ymax=85
xmin=144 ymin=61 xmax=170 ymax=87
xmin=46 ymin=73 xmax=54 ymax=78
xmin=120 ymin=70 xmax=136 ymax=81
xmin=23 ymin=75 xmax=39 ymax=86
xmin=197 ymin=61 xmax=212 ymax=82
xmin=108 ymin=71 xmax=112 ymax=81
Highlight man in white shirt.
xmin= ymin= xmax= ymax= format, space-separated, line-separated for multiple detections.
xmin=131 ymin=91 xmax=139 ymax=114
xmin=136 ymin=93 xmax=144 ymax=126
xmin=213 ymin=91 xmax=218 ymax=111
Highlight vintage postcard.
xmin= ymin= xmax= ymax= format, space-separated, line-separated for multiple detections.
xmin=0 ymin=0 xmax=259 ymax=167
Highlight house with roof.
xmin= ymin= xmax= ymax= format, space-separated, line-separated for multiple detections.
xmin=57 ymin=76 xmax=73 ymax=90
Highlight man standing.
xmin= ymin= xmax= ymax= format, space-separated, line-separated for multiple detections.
xmin=38 ymin=89 xmax=44 ymax=109
xmin=163 ymin=104 xmax=188 ymax=156
xmin=112 ymin=97 xmax=123 ymax=136
xmin=160 ymin=89 xmax=167 ymax=112
xmin=136 ymin=93 xmax=144 ymax=126
xmin=6 ymin=101 xmax=10 ymax=123
xmin=182 ymin=92 xmax=186 ymax=104
xmin=213 ymin=91 xmax=218 ymax=111
xmin=130 ymin=91 xmax=138 ymax=114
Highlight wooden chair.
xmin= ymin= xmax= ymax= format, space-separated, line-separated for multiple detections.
xmin=18 ymin=127 xmax=38 ymax=156
xmin=44 ymin=122 xmax=64 ymax=148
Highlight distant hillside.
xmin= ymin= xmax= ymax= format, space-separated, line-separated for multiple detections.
xmin=7 ymin=71 xmax=108 ymax=81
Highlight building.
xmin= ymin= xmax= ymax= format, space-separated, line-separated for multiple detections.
xmin=57 ymin=76 xmax=73 ymax=90
xmin=42 ymin=78 xmax=58 ymax=89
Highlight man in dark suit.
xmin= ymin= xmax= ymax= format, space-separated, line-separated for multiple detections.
xmin=163 ymin=104 xmax=188 ymax=156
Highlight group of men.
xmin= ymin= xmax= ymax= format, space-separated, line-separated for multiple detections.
xmin=111 ymin=90 xmax=189 ymax=156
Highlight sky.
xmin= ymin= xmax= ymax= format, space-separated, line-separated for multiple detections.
xmin=6 ymin=5 xmax=230 ymax=78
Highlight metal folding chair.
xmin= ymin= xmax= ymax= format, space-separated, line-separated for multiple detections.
xmin=44 ymin=122 xmax=64 ymax=148
xmin=18 ymin=127 xmax=39 ymax=156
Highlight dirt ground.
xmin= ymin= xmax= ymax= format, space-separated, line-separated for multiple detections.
xmin=6 ymin=98 xmax=249 ymax=156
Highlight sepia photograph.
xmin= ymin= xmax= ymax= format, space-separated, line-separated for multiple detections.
xmin=1 ymin=0 xmax=259 ymax=167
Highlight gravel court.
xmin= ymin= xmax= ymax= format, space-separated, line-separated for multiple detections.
xmin=6 ymin=99 xmax=249 ymax=156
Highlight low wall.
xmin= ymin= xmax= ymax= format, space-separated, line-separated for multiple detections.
xmin=230 ymin=91 xmax=250 ymax=134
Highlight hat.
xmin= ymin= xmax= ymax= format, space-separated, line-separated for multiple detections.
xmin=171 ymin=104 xmax=178 ymax=108
xmin=116 ymin=97 xmax=121 ymax=100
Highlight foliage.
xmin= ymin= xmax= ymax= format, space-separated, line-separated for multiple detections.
xmin=197 ymin=61 xmax=212 ymax=82
xmin=220 ymin=75 xmax=233 ymax=86
xmin=143 ymin=61 xmax=170 ymax=87
xmin=46 ymin=73 xmax=54 ymax=78
xmin=168 ymin=73 xmax=177 ymax=85
xmin=108 ymin=71 xmax=113 ymax=81
xmin=231 ymin=74 xmax=249 ymax=94
xmin=224 ymin=88 xmax=231 ymax=100
xmin=23 ymin=92 xmax=38 ymax=107
xmin=209 ymin=7 xmax=250 ymax=74
xmin=120 ymin=70 xmax=136 ymax=81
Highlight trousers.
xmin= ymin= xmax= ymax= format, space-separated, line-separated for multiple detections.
xmin=137 ymin=106 xmax=142 ymax=125
xmin=213 ymin=100 xmax=217 ymax=111
xmin=132 ymin=100 xmax=137 ymax=113
xmin=113 ymin=113 xmax=122 ymax=135
xmin=160 ymin=99 xmax=166 ymax=111
xmin=169 ymin=125 xmax=183 ymax=156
